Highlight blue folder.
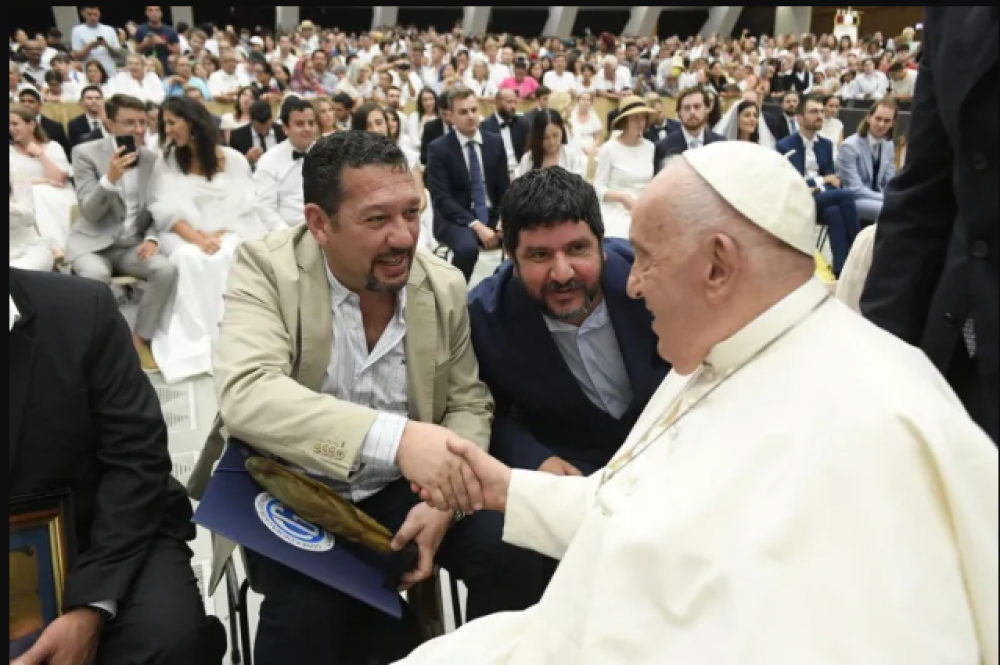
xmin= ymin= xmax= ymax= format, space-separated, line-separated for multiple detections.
xmin=192 ymin=441 xmax=404 ymax=618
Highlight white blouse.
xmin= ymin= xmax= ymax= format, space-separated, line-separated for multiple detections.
xmin=568 ymin=111 xmax=604 ymax=151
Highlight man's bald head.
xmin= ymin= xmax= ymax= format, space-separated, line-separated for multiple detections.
xmin=628 ymin=159 xmax=813 ymax=373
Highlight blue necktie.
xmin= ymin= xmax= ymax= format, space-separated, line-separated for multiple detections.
xmin=466 ymin=141 xmax=490 ymax=225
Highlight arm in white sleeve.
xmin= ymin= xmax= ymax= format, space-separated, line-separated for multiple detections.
xmin=353 ymin=412 xmax=408 ymax=475
xmin=592 ymin=142 xmax=613 ymax=202
xmin=502 ymin=470 xmax=600 ymax=561
xmin=252 ymin=157 xmax=291 ymax=232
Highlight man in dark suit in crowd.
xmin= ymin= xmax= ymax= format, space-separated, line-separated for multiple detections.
xmin=862 ymin=6 xmax=998 ymax=443
xmin=480 ymin=88 xmax=529 ymax=176
xmin=17 ymin=87 xmax=71 ymax=157
xmin=419 ymin=88 xmax=452 ymax=168
xmin=653 ymin=87 xmax=725 ymax=174
xmin=9 ymin=268 xmax=225 ymax=664
xmin=778 ymin=94 xmax=860 ymax=276
xmin=765 ymin=90 xmax=802 ymax=143
xmin=67 ymin=85 xmax=107 ymax=151
xmin=427 ymin=87 xmax=511 ymax=281
xmin=227 ymin=100 xmax=286 ymax=168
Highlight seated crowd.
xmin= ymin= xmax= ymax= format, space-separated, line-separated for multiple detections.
xmin=12 ymin=10 xmax=997 ymax=665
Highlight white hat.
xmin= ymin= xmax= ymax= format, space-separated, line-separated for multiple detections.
xmin=682 ymin=141 xmax=817 ymax=256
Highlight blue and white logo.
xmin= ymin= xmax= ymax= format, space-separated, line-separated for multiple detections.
xmin=254 ymin=492 xmax=336 ymax=552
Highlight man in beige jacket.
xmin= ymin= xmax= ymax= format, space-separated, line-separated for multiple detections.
xmin=189 ymin=132 xmax=531 ymax=663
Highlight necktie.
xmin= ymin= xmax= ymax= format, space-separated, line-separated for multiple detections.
xmin=789 ymin=116 xmax=798 ymax=134
xmin=92 ymin=119 xmax=101 ymax=131
xmin=499 ymin=119 xmax=513 ymax=130
xmin=257 ymin=133 xmax=269 ymax=153
xmin=292 ymin=150 xmax=307 ymax=160
xmin=466 ymin=141 xmax=490 ymax=225
xmin=689 ymin=138 xmax=702 ymax=150
xmin=871 ymin=142 xmax=882 ymax=192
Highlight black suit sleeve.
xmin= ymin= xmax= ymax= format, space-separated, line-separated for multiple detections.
xmin=419 ymin=122 xmax=437 ymax=167
xmin=860 ymin=11 xmax=956 ymax=346
xmin=62 ymin=285 xmax=173 ymax=609
xmin=492 ymin=140 xmax=510 ymax=210
xmin=427 ymin=139 xmax=475 ymax=227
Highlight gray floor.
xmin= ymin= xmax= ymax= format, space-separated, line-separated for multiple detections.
xmin=152 ymin=250 xmax=503 ymax=661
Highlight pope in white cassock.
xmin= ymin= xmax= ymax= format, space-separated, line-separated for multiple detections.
xmin=397 ymin=141 xmax=998 ymax=665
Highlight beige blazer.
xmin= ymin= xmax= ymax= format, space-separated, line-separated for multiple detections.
xmin=188 ymin=224 xmax=494 ymax=500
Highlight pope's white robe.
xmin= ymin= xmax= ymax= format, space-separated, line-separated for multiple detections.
xmin=398 ymin=278 xmax=998 ymax=665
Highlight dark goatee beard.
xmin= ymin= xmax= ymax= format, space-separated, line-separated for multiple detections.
xmin=365 ymin=248 xmax=414 ymax=293
xmin=540 ymin=280 xmax=601 ymax=322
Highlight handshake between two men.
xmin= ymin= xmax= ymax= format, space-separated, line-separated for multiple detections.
xmin=395 ymin=421 xmax=512 ymax=516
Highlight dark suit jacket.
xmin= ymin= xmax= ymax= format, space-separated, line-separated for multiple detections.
xmin=68 ymin=113 xmax=100 ymax=152
xmin=861 ymin=6 xmax=998 ymax=440
xmin=426 ymin=130 xmax=510 ymax=236
xmin=9 ymin=269 xmax=194 ymax=612
xmin=653 ymin=128 xmax=726 ymax=174
xmin=766 ymin=112 xmax=796 ymax=142
xmin=228 ymin=123 xmax=286 ymax=158
xmin=419 ymin=117 xmax=447 ymax=168
xmin=480 ymin=113 xmax=529 ymax=163
xmin=40 ymin=115 xmax=70 ymax=158
xmin=644 ymin=119 xmax=681 ymax=144
xmin=469 ymin=240 xmax=670 ymax=473
xmin=777 ymin=133 xmax=837 ymax=188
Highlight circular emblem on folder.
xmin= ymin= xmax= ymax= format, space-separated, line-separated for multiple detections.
xmin=254 ymin=492 xmax=336 ymax=552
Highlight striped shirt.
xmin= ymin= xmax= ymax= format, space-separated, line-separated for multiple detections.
xmin=291 ymin=264 xmax=409 ymax=502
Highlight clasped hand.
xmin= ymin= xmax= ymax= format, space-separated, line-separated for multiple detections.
xmin=396 ymin=422 xmax=511 ymax=515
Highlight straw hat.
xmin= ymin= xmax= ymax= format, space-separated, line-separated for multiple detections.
xmin=613 ymin=95 xmax=656 ymax=128
xmin=548 ymin=91 xmax=573 ymax=114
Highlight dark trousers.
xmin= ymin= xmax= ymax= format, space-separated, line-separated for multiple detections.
xmin=246 ymin=478 xmax=545 ymax=664
xmin=97 ymin=537 xmax=227 ymax=665
xmin=814 ymin=189 xmax=861 ymax=276
xmin=436 ymin=218 xmax=497 ymax=282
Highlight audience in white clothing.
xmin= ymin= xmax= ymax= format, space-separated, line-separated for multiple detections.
xmin=514 ymin=110 xmax=587 ymax=179
xmin=148 ymin=96 xmax=266 ymax=383
xmin=108 ymin=53 xmax=165 ymax=104
xmin=254 ymin=96 xmax=317 ymax=231
xmin=8 ymin=103 xmax=76 ymax=256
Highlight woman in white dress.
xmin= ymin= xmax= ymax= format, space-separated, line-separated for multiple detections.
xmin=592 ymin=96 xmax=656 ymax=240
xmin=820 ymin=94 xmax=845 ymax=157
xmin=356 ymin=103 xmax=435 ymax=251
xmin=8 ymin=104 xmax=77 ymax=255
xmin=567 ymin=91 xmax=604 ymax=157
xmin=9 ymin=180 xmax=54 ymax=272
xmin=108 ymin=53 xmax=165 ymax=104
xmin=514 ymin=110 xmax=587 ymax=179
xmin=148 ymin=96 xmax=267 ymax=383
xmin=407 ymin=88 xmax=439 ymax=147
xmin=714 ymin=99 xmax=776 ymax=149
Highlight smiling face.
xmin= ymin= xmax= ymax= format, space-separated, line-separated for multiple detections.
xmin=514 ymin=221 xmax=604 ymax=324
xmin=306 ymin=165 xmax=421 ymax=293
xmin=738 ymin=105 xmax=758 ymax=136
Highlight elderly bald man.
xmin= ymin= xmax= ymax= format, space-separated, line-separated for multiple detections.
xmin=396 ymin=142 xmax=998 ymax=665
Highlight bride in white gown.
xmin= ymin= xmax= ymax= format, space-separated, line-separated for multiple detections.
xmin=148 ymin=97 xmax=267 ymax=383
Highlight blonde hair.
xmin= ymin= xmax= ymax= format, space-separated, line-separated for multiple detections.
xmin=9 ymin=104 xmax=48 ymax=143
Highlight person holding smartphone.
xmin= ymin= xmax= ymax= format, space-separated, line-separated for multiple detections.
xmin=67 ymin=94 xmax=178 ymax=372
xmin=70 ymin=7 xmax=121 ymax=76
